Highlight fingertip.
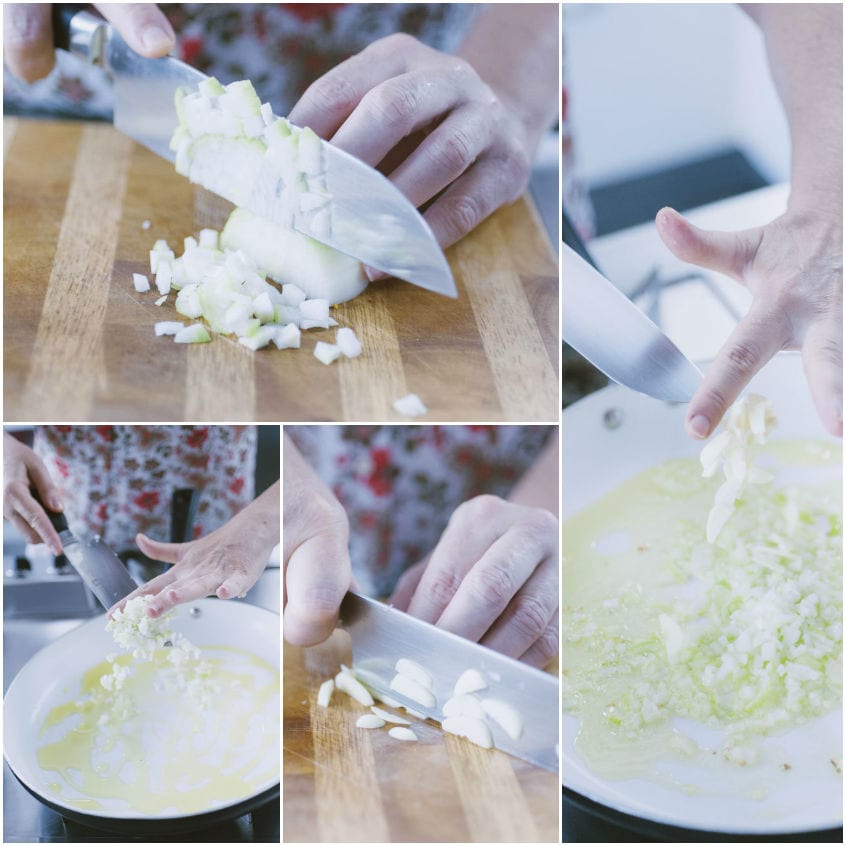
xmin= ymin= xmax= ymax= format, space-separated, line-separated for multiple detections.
xmin=216 ymin=585 xmax=231 ymax=599
xmin=138 ymin=24 xmax=175 ymax=56
xmin=686 ymin=413 xmax=712 ymax=440
xmin=282 ymin=609 xmax=334 ymax=647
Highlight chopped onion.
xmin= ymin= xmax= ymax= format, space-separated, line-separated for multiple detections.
xmin=154 ymin=295 xmax=167 ymax=306
xmin=132 ymin=273 xmax=150 ymax=293
xmin=155 ymin=262 xmax=172 ymax=295
xmin=314 ymin=341 xmax=340 ymax=365
xmin=393 ymin=393 xmax=427 ymax=417
xmin=173 ymin=324 xmax=211 ymax=344
xmin=154 ymin=321 xmax=184 ymax=337
xmin=336 ymin=327 xmax=362 ymax=358
xmin=273 ymin=323 xmax=301 ymax=350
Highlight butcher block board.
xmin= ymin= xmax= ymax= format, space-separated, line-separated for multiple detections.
xmin=284 ymin=632 xmax=559 ymax=843
xmin=4 ymin=118 xmax=559 ymax=423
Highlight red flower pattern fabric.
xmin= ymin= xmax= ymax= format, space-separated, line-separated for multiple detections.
xmin=33 ymin=427 xmax=257 ymax=553
xmin=287 ymin=426 xmax=553 ymax=597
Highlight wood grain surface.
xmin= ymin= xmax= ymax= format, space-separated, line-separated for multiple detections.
xmin=283 ymin=632 xmax=559 ymax=843
xmin=4 ymin=118 xmax=559 ymax=423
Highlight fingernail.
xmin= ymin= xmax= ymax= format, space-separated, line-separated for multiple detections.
xmin=364 ymin=265 xmax=387 ymax=283
xmin=688 ymin=414 xmax=711 ymax=439
xmin=49 ymin=495 xmax=63 ymax=511
xmin=141 ymin=25 xmax=173 ymax=53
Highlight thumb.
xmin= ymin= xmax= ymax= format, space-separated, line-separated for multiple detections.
xmin=136 ymin=532 xmax=183 ymax=564
xmin=655 ymin=207 xmax=760 ymax=282
xmin=95 ymin=3 xmax=175 ymax=57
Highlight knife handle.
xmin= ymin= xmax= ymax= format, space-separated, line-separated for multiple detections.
xmin=30 ymin=487 xmax=69 ymax=534
xmin=170 ymin=488 xmax=198 ymax=543
xmin=52 ymin=5 xmax=105 ymax=65
xmin=562 ymin=207 xmax=600 ymax=271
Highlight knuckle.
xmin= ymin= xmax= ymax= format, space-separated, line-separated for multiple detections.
xmin=373 ymin=32 xmax=420 ymax=55
xmin=425 ymin=568 xmax=462 ymax=608
xmin=518 ymin=509 xmax=558 ymax=541
xmin=725 ymin=340 xmax=762 ymax=375
xmin=452 ymin=494 xmax=503 ymax=526
xmin=297 ymin=585 xmax=343 ymax=618
xmin=533 ymin=621 xmax=560 ymax=662
xmin=471 ymin=563 xmax=514 ymax=609
xmin=431 ymin=127 xmax=476 ymax=175
xmin=364 ymin=82 xmax=419 ymax=131
xmin=438 ymin=194 xmax=485 ymax=245
xmin=510 ymin=594 xmax=551 ymax=642
xmin=306 ymin=73 xmax=359 ymax=119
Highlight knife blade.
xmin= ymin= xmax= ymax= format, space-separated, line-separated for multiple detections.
xmin=55 ymin=8 xmax=456 ymax=297
xmin=562 ymin=242 xmax=702 ymax=402
xmin=339 ymin=592 xmax=559 ymax=773
xmin=32 ymin=489 xmax=138 ymax=609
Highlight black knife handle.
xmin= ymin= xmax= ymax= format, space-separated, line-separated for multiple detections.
xmin=51 ymin=4 xmax=88 ymax=51
xmin=30 ymin=487 xmax=69 ymax=534
xmin=170 ymin=488 xmax=199 ymax=543
xmin=562 ymin=207 xmax=600 ymax=271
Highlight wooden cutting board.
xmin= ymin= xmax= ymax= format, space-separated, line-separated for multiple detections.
xmin=284 ymin=632 xmax=559 ymax=843
xmin=4 ymin=118 xmax=559 ymax=423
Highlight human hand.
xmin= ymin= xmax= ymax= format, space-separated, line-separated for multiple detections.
xmin=4 ymin=3 xmax=175 ymax=83
xmin=3 ymin=432 xmax=64 ymax=554
xmin=109 ymin=481 xmax=280 ymax=618
xmin=390 ymin=495 xmax=559 ymax=668
xmin=288 ymin=33 xmax=532 ymax=260
xmin=656 ymin=206 xmax=843 ymax=439
xmin=283 ymin=436 xmax=352 ymax=646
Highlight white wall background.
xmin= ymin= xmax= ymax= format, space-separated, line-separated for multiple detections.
xmin=564 ymin=3 xmax=791 ymax=188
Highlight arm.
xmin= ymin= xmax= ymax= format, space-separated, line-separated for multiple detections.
xmin=112 ymin=480 xmax=280 ymax=618
xmin=288 ymin=4 xmax=559 ymax=257
xmin=657 ymin=4 xmax=842 ymax=438
xmin=391 ymin=431 xmax=559 ymax=667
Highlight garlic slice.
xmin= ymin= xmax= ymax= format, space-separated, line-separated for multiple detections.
xmin=388 ymin=727 xmax=418 ymax=742
xmin=480 ymin=698 xmax=523 ymax=740
xmin=389 ymin=674 xmax=436 ymax=709
xmin=371 ymin=706 xmax=411 ymax=725
xmin=356 ymin=714 xmax=385 ymax=729
xmin=335 ymin=669 xmax=374 ymax=706
xmin=395 ymin=658 xmax=433 ymax=689
xmin=453 ymin=668 xmax=487 ymax=697
xmin=442 ymin=715 xmax=493 ymax=749
xmin=316 ymin=678 xmax=334 ymax=708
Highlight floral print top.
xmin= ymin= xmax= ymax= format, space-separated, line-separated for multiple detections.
xmin=5 ymin=4 xmax=478 ymax=119
xmin=34 ymin=426 xmax=257 ymax=552
xmin=286 ymin=425 xmax=554 ymax=596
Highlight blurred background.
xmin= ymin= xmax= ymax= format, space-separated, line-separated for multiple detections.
xmin=562 ymin=3 xmax=793 ymax=405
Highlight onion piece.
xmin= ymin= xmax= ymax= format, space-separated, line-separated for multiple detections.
xmin=173 ymin=324 xmax=211 ymax=344
xmin=132 ymin=273 xmax=151 ymax=293
xmin=141 ymin=219 xmax=151 ymax=230
xmin=317 ymin=678 xmax=334 ymax=708
xmin=273 ymin=323 xmax=301 ymax=350
xmin=314 ymin=341 xmax=341 ymax=365
xmin=388 ymin=727 xmax=418 ymax=742
xmin=154 ymin=321 xmax=184 ymax=337
xmin=393 ymin=393 xmax=427 ymax=417
xmin=336 ymin=327 xmax=362 ymax=358
xmin=155 ymin=295 xmax=167 ymax=306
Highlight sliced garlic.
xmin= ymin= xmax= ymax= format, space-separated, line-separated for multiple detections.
xmin=453 ymin=668 xmax=487 ymax=697
xmin=388 ymin=727 xmax=418 ymax=742
xmin=442 ymin=715 xmax=493 ymax=749
xmin=442 ymin=694 xmax=485 ymax=720
xmin=480 ymin=698 xmax=523 ymax=740
xmin=389 ymin=674 xmax=436 ymax=709
xmin=377 ymin=694 xmax=403 ymax=709
xmin=335 ymin=670 xmax=374 ymax=706
xmin=316 ymin=678 xmax=334 ymax=708
xmin=404 ymin=707 xmax=427 ymax=720
xmin=356 ymin=714 xmax=385 ymax=729
xmin=371 ymin=706 xmax=411 ymax=725
xmin=395 ymin=658 xmax=433 ymax=689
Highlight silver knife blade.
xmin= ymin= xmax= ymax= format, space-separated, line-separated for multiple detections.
xmin=84 ymin=14 xmax=456 ymax=296
xmin=59 ymin=531 xmax=138 ymax=610
xmin=339 ymin=592 xmax=559 ymax=773
xmin=562 ymin=243 xmax=702 ymax=402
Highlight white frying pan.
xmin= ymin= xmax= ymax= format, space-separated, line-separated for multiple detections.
xmin=562 ymin=352 xmax=842 ymax=835
xmin=4 ymin=599 xmax=280 ymax=835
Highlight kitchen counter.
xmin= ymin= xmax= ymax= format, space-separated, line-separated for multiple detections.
xmin=4 ymin=117 xmax=559 ymax=423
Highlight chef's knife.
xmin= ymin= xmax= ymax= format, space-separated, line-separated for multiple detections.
xmin=562 ymin=242 xmax=702 ymax=402
xmin=34 ymin=490 xmax=138 ymax=609
xmin=339 ymin=592 xmax=559 ymax=773
xmin=52 ymin=6 xmax=456 ymax=297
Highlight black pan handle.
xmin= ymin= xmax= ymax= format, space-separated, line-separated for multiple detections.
xmin=30 ymin=487 xmax=69 ymax=534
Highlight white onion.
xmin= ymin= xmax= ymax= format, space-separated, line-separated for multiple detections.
xmin=314 ymin=341 xmax=340 ymax=365
xmin=132 ymin=273 xmax=150 ymax=293
xmin=336 ymin=327 xmax=362 ymax=358
xmin=173 ymin=324 xmax=210 ymax=344
xmin=154 ymin=321 xmax=184 ymax=337
xmin=393 ymin=393 xmax=427 ymax=417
